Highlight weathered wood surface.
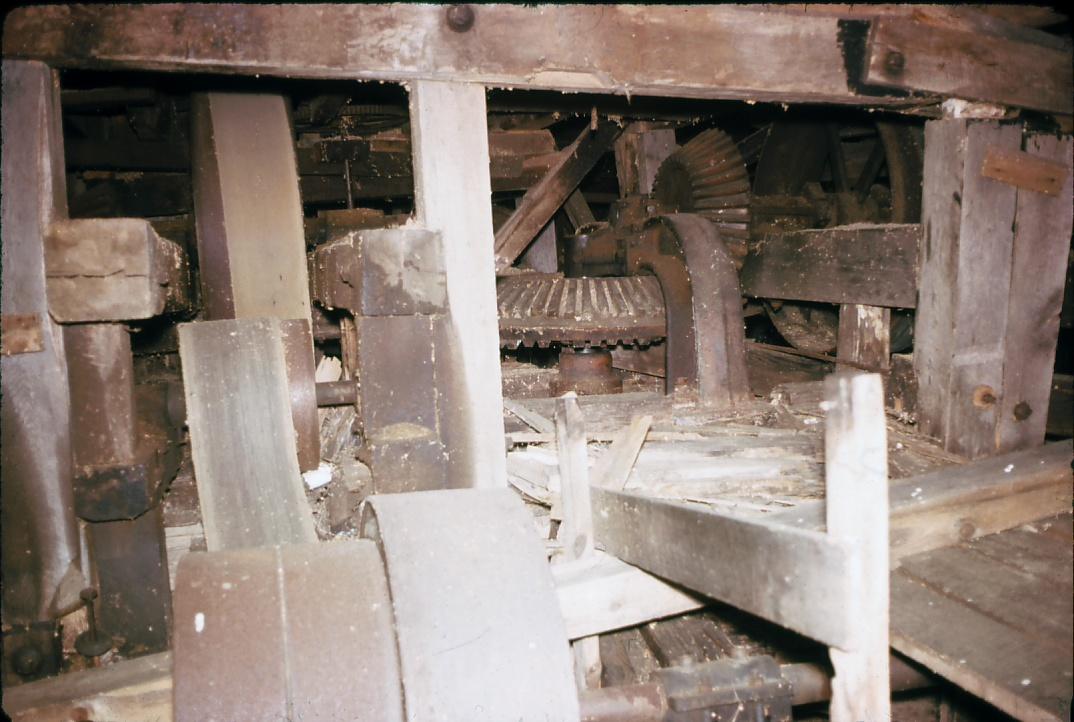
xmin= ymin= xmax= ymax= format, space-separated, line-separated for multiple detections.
xmin=836 ymin=304 xmax=891 ymax=371
xmin=890 ymin=513 xmax=1073 ymax=721
xmin=981 ymin=144 xmax=1070 ymax=196
xmin=0 ymin=314 xmax=43 ymax=355
xmin=824 ymin=373 xmax=890 ymax=721
xmin=178 ymin=318 xmax=317 ymax=551
xmin=770 ymin=440 xmax=1073 ymax=563
xmin=915 ymin=120 xmax=1073 ymax=458
xmin=410 ymin=80 xmax=507 ymax=487
xmin=5 ymin=5 xmax=921 ymax=105
xmin=863 ymin=16 xmax=1073 ymax=114
xmin=552 ymin=551 xmax=704 ymax=641
xmin=740 ymin=224 xmax=921 ymax=308
xmin=494 ymin=122 xmax=621 ymax=273
xmin=995 ymin=134 xmax=1074 ymax=453
xmin=614 ymin=122 xmax=677 ymax=196
xmin=592 ymin=486 xmax=859 ymax=648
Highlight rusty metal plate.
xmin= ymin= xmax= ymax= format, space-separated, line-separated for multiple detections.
xmin=361 ymin=488 xmax=580 ymax=722
xmin=173 ymin=540 xmax=403 ymax=722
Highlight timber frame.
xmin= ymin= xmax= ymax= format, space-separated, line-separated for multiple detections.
xmin=2 ymin=4 xmax=1072 ymax=722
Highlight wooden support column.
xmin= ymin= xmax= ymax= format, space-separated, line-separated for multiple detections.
xmin=410 ymin=80 xmax=507 ymax=487
xmin=837 ymin=304 xmax=891 ymax=372
xmin=614 ymin=122 xmax=677 ymax=196
xmin=825 ymin=372 xmax=890 ymax=721
xmin=915 ymin=119 xmax=1073 ymax=458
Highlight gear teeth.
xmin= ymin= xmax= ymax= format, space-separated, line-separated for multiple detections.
xmin=497 ymin=274 xmax=666 ymax=349
xmin=653 ymin=128 xmax=751 ymax=253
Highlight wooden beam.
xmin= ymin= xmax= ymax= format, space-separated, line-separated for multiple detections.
xmin=836 ymin=304 xmax=891 ymax=371
xmin=590 ymin=414 xmax=653 ymax=491
xmin=591 ymin=486 xmax=859 ymax=648
xmin=4 ymin=5 xmax=915 ymax=106
xmin=862 ymin=16 xmax=1073 ymax=114
xmin=768 ymin=440 xmax=1073 ymax=563
xmin=614 ymin=122 xmax=677 ymax=196
xmin=409 ymin=80 xmax=507 ymax=486
xmin=995 ymin=134 xmax=1074 ymax=453
xmin=740 ymin=224 xmax=920 ymax=308
xmin=915 ymin=120 xmax=1073 ymax=458
xmin=493 ymin=122 xmax=621 ymax=273
xmin=980 ymin=144 xmax=1070 ymax=196
xmin=824 ymin=373 xmax=890 ymax=721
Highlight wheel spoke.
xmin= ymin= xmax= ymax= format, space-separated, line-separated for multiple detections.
xmin=855 ymin=137 xmax=887 ymax=199
xmin=825 ymin=124 xmax=850 ymax=193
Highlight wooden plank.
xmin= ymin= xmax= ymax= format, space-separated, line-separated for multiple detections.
xmin=503 ymin=398 xmax=555 ymax=434
xmin=494 ymin=122 xmax=621 ymax=273
xmin=981 ymin=144 xmax=1070 ymax=196
xmin=178 ymin=318 xmax=316 ymax=551
xmin=590 ymin=414 xmax=653 ymax=490
xmin=410 ymin=80 xmax=506 ymax=487
xmin=740 ymin=224 xmax=920 ymax=308
xmin=553 ymin=392 xmax=601 ymax=689
xmin=899 ymin=543 xmax=1072 ymax=642
xmin=863 ymin=17 xmax=1073 ymax=114
xmin=4 ymin=5 xmax=913 ymax=106
xmin=552 ymin=551 xmax=704 ymax=641
xmin=837 ymin=304 xmax=891 ymax=371
xmin=996 ymin=134 xmax=1074 ymax=453
xmin=770 ymin=440 xmax=1073 ymax=563
xmin=823 ymin=373 xmax=890 ymax=721
xmin=891 ymin=520 xmax=1074 ymax=721
xmin=914 ymin=119 xmax=1021 ymax=458
xmin=2 ymin=651 xmax=172 ymax=722
xmin=591 ymin=486 xmax=859 ymax=648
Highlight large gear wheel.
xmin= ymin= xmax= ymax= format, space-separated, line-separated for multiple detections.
xmin=652 ymin=128 xmax=751 ymax=259
xmin=497 ymin=274 xmax=666 ymax=349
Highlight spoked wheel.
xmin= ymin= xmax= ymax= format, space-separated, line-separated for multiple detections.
xmin=753 ymin=119 xmax=923 ymax=354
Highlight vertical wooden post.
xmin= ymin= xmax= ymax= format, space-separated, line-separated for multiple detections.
xmin=837 ymin=304 xmax=891 ymax=371
xmin=1 ymin=60 xmax=83 ymax=623
xmin=825 ymin=372 xmax=890 ymax=721
xmin=410 ymin=80 xmax=507 ymax=487
xmin=915 ymin=119 xmax=1072 ymax=458
xmin=554 ymin=393 xmax=602 ymax=689
xmin=995 ymin=134 xmax=1073 ymax=452
xmin=614 ymin=122 xmax=677 ymax=196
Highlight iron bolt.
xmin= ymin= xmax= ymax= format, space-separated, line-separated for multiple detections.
xmin=75 ymin=587 xmax=113 ymax=658
xmin=1013 ymin=401 xmax=1032 ymax=421
xmin=445 ymin=4 xmax=475 ymax=32
xmin=883 ymin=50 xmax=906 ymax=75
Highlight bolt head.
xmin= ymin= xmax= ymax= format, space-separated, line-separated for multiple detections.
xmin=884 ymin=50 xmax=906 ymax=74
xmin=445 ymin=4 xmax=475 ymax=32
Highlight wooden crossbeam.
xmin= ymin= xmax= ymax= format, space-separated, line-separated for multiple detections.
xmin=493 ymin=122 xmax=621 ymax=274
xmin=4 ymin=5 xmax=920 ymax=106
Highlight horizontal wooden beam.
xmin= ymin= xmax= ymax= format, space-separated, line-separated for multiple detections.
xmin=740 ymin=223 xmax=921 ymax=308
xmin=591 ymin=486 xmax=859 ymax=648
xmin=863 ymin=17 xmax=1073 ymax=114
xmin=4 ymin=4 xmax=915 ymax=105
xmin=768 ymin=440 xmax=1073 ymax=563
